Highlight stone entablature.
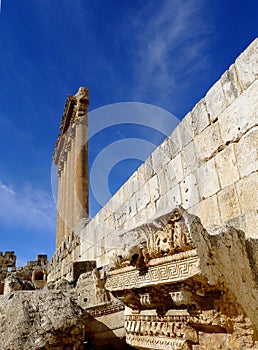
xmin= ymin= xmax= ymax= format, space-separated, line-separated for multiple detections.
xmin=106 ymin=250 xmax=200 ymax=291
xmin=105 ymin=207 xmax=258 ymax=349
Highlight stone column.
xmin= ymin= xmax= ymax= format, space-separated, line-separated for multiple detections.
xmin=73 ymin=87 xmax=90 ymax=227
xmin=74 ymin=117 xmax=89 ymax=225
xmin=57 ymin=159 xmax=66 ymax=248
xmin=56 ymin=173 xmax=62 ymax=248
xmin=70 ymin=131 xmax=75 ymax=231
xmin=65 ymin=134 xmax=73 ymax=237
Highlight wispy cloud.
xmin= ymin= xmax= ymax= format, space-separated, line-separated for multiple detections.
xmin=124 ymin=0 xmax=213 ymax=109
xmin=0 ymin=179 xmax=56 ymax=233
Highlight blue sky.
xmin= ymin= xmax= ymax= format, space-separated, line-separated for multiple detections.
xmin=0 ymin=0 xmax=257 ymax=266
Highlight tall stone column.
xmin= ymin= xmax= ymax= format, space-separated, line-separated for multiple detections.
xmin=73 ymin=88 xmax=90 ymax=226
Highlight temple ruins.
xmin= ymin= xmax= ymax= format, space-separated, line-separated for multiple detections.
xmin=0 ymin=38 xmax=257 ymax=350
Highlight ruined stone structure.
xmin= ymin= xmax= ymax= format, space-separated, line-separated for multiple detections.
xmin=106 ymin=207 xmax=258 ymax=349
xmin=53 ymin=87 xmax=90 ymax=248
xmin=0 ymin=39 xmax=256 ymax=350
xmin=0 ymin=254 xmax=48 ymax=295
xmin=46 ymin=38 xmax=258 ymax=350
xmin=0 ymin=251 xmax=16 ymax=294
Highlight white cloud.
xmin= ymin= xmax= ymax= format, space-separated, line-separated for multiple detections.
xmin=125 ymin=0 xmax=212 ymax=108
xmin=0 ymin=180 xmax=56 ymax=233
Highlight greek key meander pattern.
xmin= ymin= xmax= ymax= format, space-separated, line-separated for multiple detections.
xmin=85 ymin=301 xmax=124 ymax=317
xmin=106 ymin=255 xmax=200 ymax=291
xmin=126 ymin=334 xmax=187 ymax=350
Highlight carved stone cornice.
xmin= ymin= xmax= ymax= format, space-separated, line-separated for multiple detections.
xmin=105 ymin=207 xmax=258 ymax=349
xmin=85 ymin=301 xmax=125 ymax=317
xmin=106 ymin=250 xmax=200 ymax=291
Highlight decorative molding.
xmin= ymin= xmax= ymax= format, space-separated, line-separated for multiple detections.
xmin=126 ymin=334 xmax=190 ymax=350
xmin=85 ymin=301 xmax=125 ymax=317
xmin=106 ymin=251 xmax=200 ymax=291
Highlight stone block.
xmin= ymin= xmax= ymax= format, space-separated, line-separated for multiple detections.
xmin=155 ymin=193 xmax=168 ymax=216
xmin=236 ymin=127 xmax=258 ymax=178
xmin=157 ymin=168 xmax=169 ymax=195
xmin=122 ymin=182 xmax=129 ymax=201
xmin=245 ymin=79 xmax=258 ymax=115
xmin=191 ymin=99 xmax=210 ymax=135
xmin=235 ymin=38 xmax=258 ymax=90
xmin=181 ymin=141 xmax=198 ymax=177
xmin=128 ymin=194 xmax=137 ymax=216
xmin=178 ymin=112 xmax=194 ymax=147
xmin=194 ymin=121 xmax=223 ymax=162
xmin=170 ymin=153 xmax=184 ymax=183
xmin=167 ymin=184 xmax=182 ymax=209
xmin=180 ymin=173 xmax=200 ymax=209
xmin=136 ymin=163 xmax=146 ymax=189
xmin=160 ymin=138 xmax=172 ymax=166
xmin=189 ymin=195 xmax=221 ymax=227
xmin=221 ymin=64 xmax=243 ymax=105
xmin=168 ymin=125 xmax=182 ymax=157
xmin=166 ymin=159 xmax=178 ymax=189
xmin=128 ymin=172 xmax=139 ymax=195
xmin=149 ymin=175 xmax=160 ymax=202
xmin=144 ymin=156 xmax=155 ymax=182
xmin=144 ymin=201 xmax=157 ymax=222
xmin=218 ymin=86 xmax=257 ymax=144
xmin=215 ymin=144 xmax=240 ymax=189
xmin=135 ymin=183 xmax=151 ymax=212
xmin=217 ymin=185 xmax=241 ymax=222
xmin=242 ymin=210 xmax=258 ymax=239
xmin=236 ymin=172 xmax=258 ymax=213
xmin=197 ymin=158 xmax=220 ymax=199
xmin=151 ymin=147 xmax=163 ymax=173
xmin=205 ymin=80 xmax=227 ymax=122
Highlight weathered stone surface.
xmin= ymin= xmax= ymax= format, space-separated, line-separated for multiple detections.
xmin=215 ymin=144 xmax=240 ymax=189
xmin=159 ymin=138 xmax=172 ymax=166
xmin=217 ymin=184 xmax=241 ymax=222
xmin=191 ymin=99 xmax=210 ymax=135
xmin=178 ymin=112 xmax=194 ymax=148
xmin=197 ymin=158 xmax=220 ymax=199
xmin=181 ymin=141 xmax=198 ymax=177
xmin=0 ymin=290 xmax=85 ymax=350
xmin=189 ymin=194 xmax=221 ymax=227
xmin=221 ymin=64 xmax=243 ymax=105
xmin=168 ymin=125 xmax=182 ymax=157
xmin=194 ymin=121 xmax=223 ymax=162
xmin=167 ymin=184 xmax=182 ymax=208
xmin=218 ymin=84 xmax=257 ymax=144
xmin=205 ymin=80 xmax=227 ymax=121
xmin=170 ymin=153 xmax=184 ymax=183
xmin=4 ymin=274 xmax=36 ymax=295
xmin=236 ymin=172 xmax=258 ymax=213
xmin=180 ymin=173 xmax=199 ymax=209
xmin=235 ymin=38 xmax=258 ymax=90
xmin=149 ymin=174 xmax=160 ymax=202
xmin=236 ymin=127 xmax=258 ymax=178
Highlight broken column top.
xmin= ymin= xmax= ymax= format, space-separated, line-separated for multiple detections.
xmin=53 ymin=86 xmax=90 ymax=165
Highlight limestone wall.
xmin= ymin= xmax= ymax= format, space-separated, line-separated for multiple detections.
xmin=80 ymin=38 xmax=258 ymax=268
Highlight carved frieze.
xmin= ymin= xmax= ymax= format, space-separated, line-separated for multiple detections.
xmin=106 ymin=250 xmax=200 ymax=291
xmin=105 ymin=207 xmax=258 ymax=349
